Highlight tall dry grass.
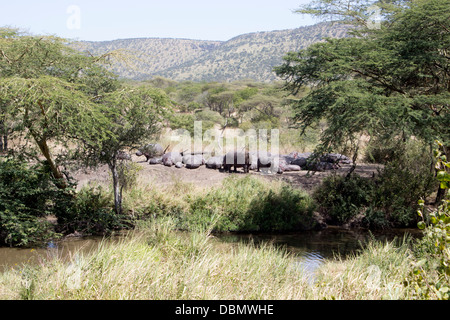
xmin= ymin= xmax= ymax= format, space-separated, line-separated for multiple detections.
xmin=0 ymin=220 xmax=415 ymax=300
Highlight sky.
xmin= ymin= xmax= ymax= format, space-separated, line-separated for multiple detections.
xmin=0 ymin=0 xmax=317 ymax=42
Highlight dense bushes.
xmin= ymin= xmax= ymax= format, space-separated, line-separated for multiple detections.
xmin=54 ymin=186 xmax=123 ymax=236
xmin=314 ymin=151 xmax=436 ymax=228
xmin=406 ymin=142 xmax=449 ymax=300
xmin=0 ymin=159 xmax=122 ymax=247
xmin=185 ymin=176 xmax=316 ymax=232
xmin=0 ymin=159 xmax=69 ymax=246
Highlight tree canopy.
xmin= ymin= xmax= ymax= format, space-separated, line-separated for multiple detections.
xmin=275 ymin=0 xmax=450 ymax=158
xmin=0 ymin=28 xmax=172 ymax=214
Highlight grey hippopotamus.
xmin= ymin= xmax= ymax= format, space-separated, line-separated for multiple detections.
xmin=136 ymin=143 xmax=164 ymax=162
xmin=182 ymin=154 xmax=204 ymax=169
xmin=148 ymin=156 xmax=163 ymax=165
xmin=206 ymin=156 xmax=223 ymax=169
xmin=256 ymin=151 xmax=272 ymax=172
xmin=222 ymin=151 xmax=250 ymax=173
xmin=162 ymin=152 xmax=183 ymax=167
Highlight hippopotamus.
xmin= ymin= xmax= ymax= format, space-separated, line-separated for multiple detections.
xmin=182 ymin=154 xmax=204 ymax=169
xmin=256 ymin=152 xmax=272 ymax=172
xmin=305 ymin=161 xmax=339 ymax=171
xmin=320 ymin=153 xmax=352 ymax=164
xmin=248 ymin=152 xmax=259 ymax=170
xmin=116 ymin=151 xmax=131 ymax=160
xmin=222 ymin=151 xmax=250 ymax=173
xmin=136 ymin=143 xmax=165 ymax=162
xmin=162 ymin=152 xmax=182 ymax=167
xmin=175 ymin=162 xmax=183 ymax=168
xmin=148 ymin=156 xmax=163 ymax=165
xmin=206 ymin=156 xmax=223 ymax=169
xmin=284 ymin=164 xmax=302 ymax=171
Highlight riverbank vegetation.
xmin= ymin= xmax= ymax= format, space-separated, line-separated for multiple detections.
xmin=0 ymin=0 xmax=449 ymax=300
xmin=0 ymin=216 xmax=444 ymax=300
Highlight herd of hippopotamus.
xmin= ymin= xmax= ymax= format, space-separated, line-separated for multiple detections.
xmin=132 ymin=143 xmax=353 ymax=174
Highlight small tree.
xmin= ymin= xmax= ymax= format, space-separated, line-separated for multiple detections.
xmin=0 ymin=29 xmax=119 ymax=188
xmin=74 ymin=86 xmax=171 ymax=215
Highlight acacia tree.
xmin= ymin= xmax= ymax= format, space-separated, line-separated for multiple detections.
xmin=275 ymin=0 xmax=449 ymax=198
xmin=0 ymin=29 xmax=119 ymax=187
xmin=0 ymin=29 xmax=172 ymax=215
xmin=0 ymin=76 xmax=112 ymax=188
xmin=75 ymin=86 xmax=171 ymax=215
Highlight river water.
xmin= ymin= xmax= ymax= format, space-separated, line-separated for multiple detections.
xmin=0 ymin=227 xmax=422 ymax=273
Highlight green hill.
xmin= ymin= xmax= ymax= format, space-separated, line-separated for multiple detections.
xmin=75 ymin=22 xmax=349 ymax=82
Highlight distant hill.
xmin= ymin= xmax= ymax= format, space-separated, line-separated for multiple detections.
xmin=75 ymin=22 xmax=349 ymax=82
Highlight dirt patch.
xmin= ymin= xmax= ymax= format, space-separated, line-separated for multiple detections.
xmin=71 ymin=154 xmax=382 ymax=193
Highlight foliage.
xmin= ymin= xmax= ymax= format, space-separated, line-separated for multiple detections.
xmin=0 ymin=158 xmax=71 ymax=246
xmin=314 ymin=174 xmax=374 ymax=225
xmin=275 ymin=0 xmax=450 ymax=160
xmin=55 ymin=186 xmax=123 ymax=236
xmin=407 ymin=141 xmax=450 ymax=300
xmin=75 ymin=85 xmax=171 ymax=215
xmin=185 ymin=176 xmax=316 ymax=232
xmin=0 ymin=29 xmax=172 ymax=217
xmin=314 ymin=144 xmax=435 ymax=228
xmin=0 ymin=222 xmax=417 ymax=300
xmin=0 ymin=29 xmax=119 ymax=188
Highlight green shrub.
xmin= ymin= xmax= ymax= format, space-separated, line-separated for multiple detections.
xmin=314 ymin=140 xmax=435 ymax=228
xmin=0 ymin=159 xmax=68 ymax=246
xmin=55 ymin=186 xmax=122 ymax=235
xmin=407 ymin=141 xmax=449 ymax=300
xmin=185 ymin=176 xmax=316 ymax=232
xmin=194 ymin=109 xmax=224 ymax=132
xmin=248 ymin=185 xmax=316 ymax=231
xmin=313 ymin=174 xmax=373 ymax=225
xmin=169 ymin=113 xmax=195 ymax=135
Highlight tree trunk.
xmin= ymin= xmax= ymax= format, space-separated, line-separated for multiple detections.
xmin=35 ymin=137 xmax=67 ymax=189
xmin=109 ymin=161 xmax=122 ymax=215
xmin=0 ymin=120 xmax=6 ymax=152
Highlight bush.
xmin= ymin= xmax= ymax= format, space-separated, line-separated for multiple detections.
xmin=55 ymin=186 xmax=122 ymax=235
xmin=248 ymin=185 xmax=316 ymax=231
xmin=185 ymin=176 xmax=316 ymax=232
xmin=194 ymin=109 xmax=224 ymax=132
xmin=0 ymin=159 xmax=69 ymax=246
xmin=407 ymin=141 xmax=449 ymax=300
xmin=314 ymin=139 xmax=436 ymax=228
xmin=313 ymin=174 xmax=374 ymax=225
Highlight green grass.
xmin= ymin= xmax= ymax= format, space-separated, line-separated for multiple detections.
xmin=0 ymin=220 xmax=417 ymax=300
xmin=122 ymin=175 xmax=317 ymax=233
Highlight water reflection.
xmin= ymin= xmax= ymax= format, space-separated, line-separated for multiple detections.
xmin=0 ymin=237 xmax=110 ymax=272
xmin=0 ymin=227 xmax=422 ymax=273
xmin=215 ymin=227 xmax=422 ymax=283
xmin=216 ymin=226 xmax=422 ymax=259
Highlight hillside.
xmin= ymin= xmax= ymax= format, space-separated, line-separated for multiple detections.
xmin=75 ymin=22 xmax=349 ymax=82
